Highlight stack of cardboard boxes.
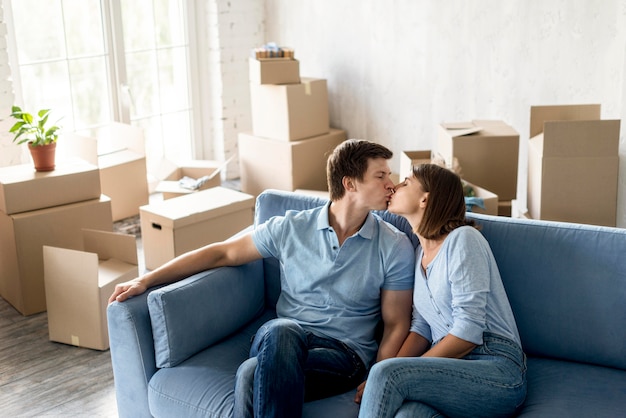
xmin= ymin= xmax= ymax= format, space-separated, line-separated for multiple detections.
xmin=0 ymin=159 xmax=113 ymax=315
xmin=239 ymin=50 xmax=347 ymax=196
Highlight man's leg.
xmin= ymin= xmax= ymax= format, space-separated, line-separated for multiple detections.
xmin=233 ymin=357 xmax=257 ymax=418
xmin=249 ymin=318 xmax=308 ymax=418
xmin=303 ymin=333 xmax=366 ymax=401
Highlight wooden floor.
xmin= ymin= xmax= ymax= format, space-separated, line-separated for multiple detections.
xmin=0 ymin=295 xmax=118 ymax=417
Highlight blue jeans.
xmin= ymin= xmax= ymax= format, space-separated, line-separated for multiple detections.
xmin=233 ymin=318 xmax=366 ymax=418
xmin=358 ymin=332 xmax=527 ymax=418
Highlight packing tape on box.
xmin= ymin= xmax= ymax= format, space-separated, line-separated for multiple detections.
xmin=71 ymin=335 xmax=80 ymax=346
xmin=304 ymin=81 xmax=311 ymax=95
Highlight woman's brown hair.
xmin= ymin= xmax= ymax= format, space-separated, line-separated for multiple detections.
xmin=413 ymin=163 xmax=476 ymax=239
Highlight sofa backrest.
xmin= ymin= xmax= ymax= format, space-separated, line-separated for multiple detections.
xmin=467 ymin=213 xmax=626 ymax=371
xmin=254 ymin=189 xmax=418 ymax=308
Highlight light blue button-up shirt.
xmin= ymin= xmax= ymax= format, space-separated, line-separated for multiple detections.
xmin=252 ymin=202 xmax=415 ymax=366
xmin=410 ymin=226 xmax=521 ymax=346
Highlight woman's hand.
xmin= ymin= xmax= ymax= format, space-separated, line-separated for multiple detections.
xmin=354 ymin=380 xmax=366 ymax=404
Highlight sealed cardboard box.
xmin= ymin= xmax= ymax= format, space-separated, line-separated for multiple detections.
xmin=437 ymin=120 xmax=519 ymax=201
xmin=155 ymin=159 xmax=223 ymax=200
xmin=528 ymin=105 xmax=619 ymax=226
xmin=0 ymin=196 xmax=113 ymax=315
xmin=249 ymin=57 xmax=300 ymax=85
xmin=250 ymin=78 xmax=329 ymax=141
xmin=239 ymin=129 xmax=347 ymax=197
xmin=140 ymin=187 xmax=255 ymax=270
xmin=43 ymin=229 xmax=138 ymax=350
xmin=0 ymin=159 xmax=101 ymax=215
xmin=399 ymin=150 xmax=433 ymax=179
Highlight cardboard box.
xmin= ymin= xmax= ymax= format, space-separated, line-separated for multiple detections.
xmin=399 ymin=150 xmax=433 ymax=179
xmin=249 ymin=57 xmax=300 ymax=85
xmin=140 ymin=187 xmax=255 ymax=270
xmin=43 ymin=229 xmax=138 ymax=350
xmin=0 ymin=159 xmax=101 ymax=215
xmin=437 ymin=120 xmax=519 ymax=201
xmin=498 ymin=200 xmax=512 ymax=217
xmin=250 ymin=78 xmax=330 ymax=141
xmin=464 ymin=181 xmax=498 ymax=216
xmin=528 ymin=105 xmax=619 ymax=226
xmin=239 ymin=129 xmax=347 ymax=197
xmin=155 ymin=159 xmax=223 ymax=200
xmin=61 ymin=124 xmax=149 ymax=221
xmin=0 ymin=196 xmax=113 ymax=315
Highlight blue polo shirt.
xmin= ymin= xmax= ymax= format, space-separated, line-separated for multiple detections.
xmin=252 ymin=202 xmax=415 ymax=366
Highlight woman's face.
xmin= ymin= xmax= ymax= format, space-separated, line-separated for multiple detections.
xmin=387 ymin=174 xmax=427 ymax=216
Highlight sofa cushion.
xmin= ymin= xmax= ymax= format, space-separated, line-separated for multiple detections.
xmin=468 ymin=213 xmax=626 ymax=371
xmin=148 ymin=261 xmax=265 ymax=368
xmin=517 ymin=357 xmax=626 ymax=416
xmin=148 ymin=309 xmax=361 ymax=418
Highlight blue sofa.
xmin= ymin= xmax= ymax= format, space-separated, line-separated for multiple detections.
xmin=108 ymin=189 xmax=626 ymax=417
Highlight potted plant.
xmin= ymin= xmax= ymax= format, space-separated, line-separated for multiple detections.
xmin=9 ymin=105 xmax=62 ymax=172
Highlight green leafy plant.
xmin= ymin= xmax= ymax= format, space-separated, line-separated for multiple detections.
xmin=9 ymin=105 xmax=61 ymax=146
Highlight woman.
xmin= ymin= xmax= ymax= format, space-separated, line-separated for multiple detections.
xmin=358 ymin=164 xmax=527 ymax=418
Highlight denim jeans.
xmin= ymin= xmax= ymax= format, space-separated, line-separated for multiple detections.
xmin=358 ymin=332 xmax=527 ymax=418
xmin=233 ymin=318 xmax=366 ymax=418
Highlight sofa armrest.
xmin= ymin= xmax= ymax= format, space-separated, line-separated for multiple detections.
xmin=148 ymin=260 xmax=265 ymax=368
xmin=107 ymin=290 xmax=159 ymax=418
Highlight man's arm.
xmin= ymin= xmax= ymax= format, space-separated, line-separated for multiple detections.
xmin=108 ymin=233 xmax=262 ymax=303
xmin=354 ymin=288 xmax=412 ymax=403
xmin=376 ymin=288 xmax=413 ymax=361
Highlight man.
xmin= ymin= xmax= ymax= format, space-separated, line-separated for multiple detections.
xmin=109 ymin=139 xmax=415 ymax=418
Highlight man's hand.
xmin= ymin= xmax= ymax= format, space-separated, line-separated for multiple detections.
xmin=108 ymin=277 xmax=147 ymax=304
xmin=354 ymin=380 xmax=366 ymax=404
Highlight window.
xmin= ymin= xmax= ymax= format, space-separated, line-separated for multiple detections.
xmin=7 ymin=0 xmax=198 ymax=173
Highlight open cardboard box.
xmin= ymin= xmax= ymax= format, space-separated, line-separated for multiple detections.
xmin=154 ymin=158 xmax=229 ymax=200
xmin=43 ymin=229 xmax=138 ymax=350
xmin=61 ymin=124 xmax=149 ymax=221
xmin=527 ymin=104 xmax=619 ymax=226
xmin=437 ymin=120 xmax=519 ymax=201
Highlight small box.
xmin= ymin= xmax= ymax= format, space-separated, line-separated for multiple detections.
xmin=528 ymin=105 xmax=619 ymax=226
xmin=437 ymin=120 xmax=519 ymax=201
xmin=250 ymin=78 xmax=330 ymax=141
xmin=399 ymin=150 xmax=433 ymax=179
xmin=239 ymin=129 xmax=347 ymax=197
xmin=249 ymin=57 xmax=300 ymax=85
xmin=0 ymin=159 xmax=101 ymax=215
xmin=464 ymin=181 xmax=498 ymax=216
xmin=43 ymin=229 xmax=138 ymax=350
xmin=0 ymin=196 xmax=113 ymax=315
xmin=140 ymin=187 xmax=255 ymax=270
xmin=155 ymin=159 xmax=223 ymax=200
xmin=61 ymin=124 xmax=149 ymax=221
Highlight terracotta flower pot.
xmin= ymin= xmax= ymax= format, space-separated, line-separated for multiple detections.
xmin=28 ymin=142 xmax=57 ymax=172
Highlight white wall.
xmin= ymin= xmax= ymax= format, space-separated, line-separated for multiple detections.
xmin=265 ymin=0 xmax=626 ymax=227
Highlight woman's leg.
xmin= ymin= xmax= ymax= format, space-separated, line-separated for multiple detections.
xmin=359 ymin=334 xmax=526 ymax=418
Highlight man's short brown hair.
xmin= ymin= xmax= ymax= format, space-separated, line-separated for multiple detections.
xmin=326 ymin=139 xmax=393 ymax=201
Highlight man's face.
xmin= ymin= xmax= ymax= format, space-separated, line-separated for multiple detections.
xmin=352 ymin=158 xmax=395 ymax=211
